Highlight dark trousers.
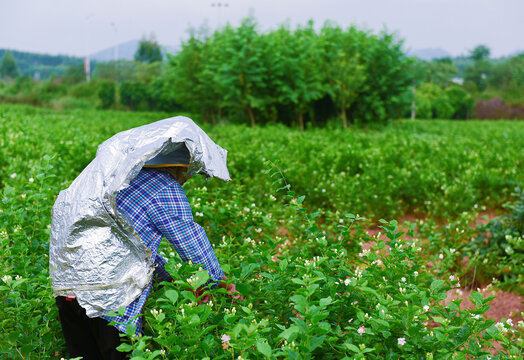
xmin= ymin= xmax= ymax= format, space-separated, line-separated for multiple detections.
xmin=55 ymin=296 xmax=129 ymax=360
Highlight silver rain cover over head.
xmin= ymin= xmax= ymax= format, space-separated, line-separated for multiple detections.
xmin=49 ymin=116 xmax=230 ymax=317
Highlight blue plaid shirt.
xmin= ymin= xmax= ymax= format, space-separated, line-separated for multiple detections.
xmin=101 ymin=168 xmax=224 ymax=334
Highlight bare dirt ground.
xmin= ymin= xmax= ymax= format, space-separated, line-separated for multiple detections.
xmin=364 ymin=211 xmax=523 ymax=324
xmin=444 ymin=288 xmax=523 ymax=323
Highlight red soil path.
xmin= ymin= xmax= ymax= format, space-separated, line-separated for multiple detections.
xmin=364 ymin=211 xmax=523 ymax=323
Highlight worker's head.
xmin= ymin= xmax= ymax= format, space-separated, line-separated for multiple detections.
xmin=164 ymin=165 xmax=190 ymax=185
xmin=143 ymin=143 xmax=191 ymax=185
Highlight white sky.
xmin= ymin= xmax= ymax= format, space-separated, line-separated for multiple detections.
xmin=0 ymin=0 xmax=522 ymax=58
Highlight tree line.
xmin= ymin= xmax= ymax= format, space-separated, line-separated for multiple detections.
xmin=1 ymin=18 xmax=523 ymax=124
xmin=165 ymin=18 xmax=413 ymax=127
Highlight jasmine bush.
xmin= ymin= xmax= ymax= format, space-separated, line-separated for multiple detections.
xmin=0 ymin=105 xmax=522 ymax=359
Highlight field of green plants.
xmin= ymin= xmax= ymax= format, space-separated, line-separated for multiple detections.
xmin=0 ymin=104 xmax=523 ymax=359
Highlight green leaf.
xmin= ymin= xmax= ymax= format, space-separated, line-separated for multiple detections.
xmin=290 ymin=295 xmax=307 ymax=308
xmin=344 ymin=342 xmax=360 ymax=352
xmin=157 ymin=313 xmax=165 ymax=323
xmin=484 ymin=325 xmax=499 ymax=339
xmin=291 ymin=278 xmax=306 ymax=285
xmin=469 ymin=291 xmax=484 ymax=306
xmin=453 ymin=326 xmax=471 ymax=344
xmin=279 ymin=325 xmax=300 ymax=340
xmin=126 ymin=324 xmax=137 ymax=336
xmin=370 ymin=318 xmax=390 ymax=330
xmin=287 ymin=350 xmax=300 ymax=360
xmin=241 ymin=263 xmax=259 ymax=279
xmin=117 ymin=343 xmax=133 ymax=352
xmin=165 ymin=289 xmax=179 ymax=303
xmin=256 ymin=341 xmax=272 ymax=357
xmin=430 ymin=279 xmax=445 ymax=292
xmin=309 ymin=336 xmax=325 ymax=351
xmin=20 ymin=344 xmax=36 ymax=357
xmin=319 ymin=296 xmax=332 ymax=307
xmin=432 ymin=316 xmax=447 ymax=325
xmin=189 ymin=314 xmax=200 ymax=324
xmin=356 ymin=310 xmax=365 ymax=322
xmin=192 ymin=270 xmax=210 ymax=289
xmin=279 ymin=259 xmax=289 ymax=271
xmin=359 ymin=286 xmax=379 ymax=297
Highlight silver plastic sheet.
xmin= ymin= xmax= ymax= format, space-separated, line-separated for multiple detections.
xmin=49 ymin=116 xmax=230 ymax=317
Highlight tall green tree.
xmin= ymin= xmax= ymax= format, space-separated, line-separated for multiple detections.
xmin=170 ymin=31 xmax=209 ymax=119
xmin=217 ymin=17 xmax=267 ymax=126
xmin=134 ymin=34 xmax=162 ymax=63
xmin=470 ymin=45 xmax=490 ymax=62
xmin=270 ymin=22 xmax=324 ymax=129
xmin=463 ymin=45 xmax=491 ymax=92
xmin=488 ymin=53 xmax=524 ymax=101
xmin=423 ymin=57 xmax=458 ymax=87
xmin=0 ymin=51 xmax=20 ymax=79
xmin=350 ymin=30 xmax=413 ymax=123
xmin=166 ymin=16 xmax=413 ymax=126
xmin=196 ymin=27 xmax=231 ymax=123
xmin=320 ymin=24 xmax=366 ymax=128
xmin=63 ymin=63 xmax=84 ymax=84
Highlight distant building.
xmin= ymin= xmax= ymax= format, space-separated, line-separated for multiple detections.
xmin=452 ymin=77 xmax=464 ymax=85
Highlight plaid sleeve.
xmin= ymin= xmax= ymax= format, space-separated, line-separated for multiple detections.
xmin=147 ymin=184 xmax=224 ymax=282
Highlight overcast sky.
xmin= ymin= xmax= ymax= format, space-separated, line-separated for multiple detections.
xmin=1 ymin=0 xmax=522 ymax=58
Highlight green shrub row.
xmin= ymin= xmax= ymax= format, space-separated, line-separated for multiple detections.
xmin=0 ymin=106 xmax=522 ymax=358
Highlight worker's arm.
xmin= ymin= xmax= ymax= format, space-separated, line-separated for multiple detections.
xmin=147 ymin=183 xmax=224 ymax=282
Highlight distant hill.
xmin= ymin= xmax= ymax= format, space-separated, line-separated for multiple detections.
xmin=409 ymin=48 xmax=452 ymax=61
xmin=0 ymin=49 xmax=82 ymax=79
xmin=90 ymin=40 xmax=179 ymax=62
xmin=0 ymin=41 xmax=178 ymax=80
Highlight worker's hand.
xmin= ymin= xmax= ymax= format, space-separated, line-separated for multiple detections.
xmin=218 ymin=275 xmax=244 ymax=303
xmin=194 ymin=286 xmax=211 ymax=305
xmin=194 ymin=276 xmax=243 ymax=305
